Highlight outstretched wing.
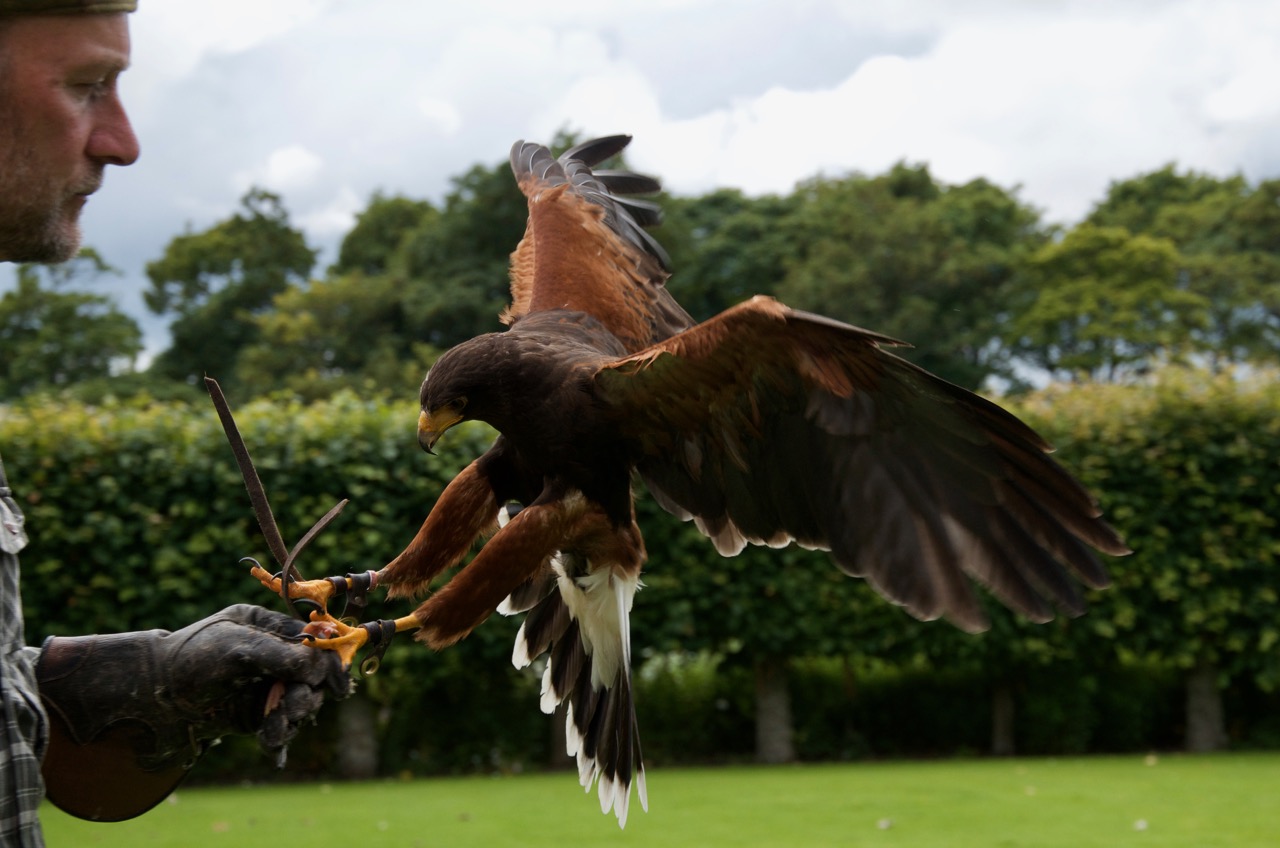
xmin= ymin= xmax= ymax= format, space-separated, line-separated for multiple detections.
xmin=506 ymin=135 xmax=694 ymax=351
xmin=594 ymin=296 xmax=1130 ymax=633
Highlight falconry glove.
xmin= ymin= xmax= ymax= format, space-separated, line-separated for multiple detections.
xmin=36 ymin=604 xmax=350 ymax=821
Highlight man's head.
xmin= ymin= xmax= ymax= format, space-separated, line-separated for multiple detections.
xmin=0 ymin=1 xmax=140 ymax=263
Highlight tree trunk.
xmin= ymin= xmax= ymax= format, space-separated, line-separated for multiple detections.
xmin=991 ymin=683 xmax=1016 ymax=756
xmin=336 ymin=695 xmax=379 ymax=779
xmin=1185 ymin=656 xmax=1228 ymax=752
xmin=755 ymin=656 xmax=795 ymax=764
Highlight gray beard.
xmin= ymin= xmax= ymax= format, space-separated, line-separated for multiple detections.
xmin=0 ymin=168 xmax=84 ymax=265
xmin=0 ymin=104 xmax=85 ymax=264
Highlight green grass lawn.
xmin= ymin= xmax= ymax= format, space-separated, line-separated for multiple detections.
xmin=41 ymin=753 xmax=1279 ymax=847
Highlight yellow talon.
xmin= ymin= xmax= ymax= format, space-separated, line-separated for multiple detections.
xmin=246 ymin=560 xmax=421 ymax=672
xmin=301 ymin=613 xmax=370 ymax=669
xmin=249 ymin=563 xmax=339 ymax=612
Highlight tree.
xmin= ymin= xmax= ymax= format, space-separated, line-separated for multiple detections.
xmin=235 ymin=272 xmax=437 ymax=399
xmin=330 ymin=192 xmax=436 ymax=277
xmin=393 ymin=160 xmax=530 ymax=350
xmin=656 ymin=189 xmax=800 ymax=322
xmin=144 ymin=188 xmax=316 ymax=387
xmin=0 ymin=248 xmax=142 ymax=397
xmin=235 ymin=136 xmax=655 ymax=398
xmin=776 ymin=164 xmax=1043 ymax=390
xmin=1087 ymin=166 xmax=1280 ymax=370
xmin=1006 ymin=224 xmax=1209 ymax=381
xmin=868 ymin=592 xmax=1104 ymax=756
xmin=234 ymin=192 xmax=443 ymax=398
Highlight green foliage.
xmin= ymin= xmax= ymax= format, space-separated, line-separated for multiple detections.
xmin=4 ymin=366 xmax=1279 ymax=770
xmin=1087 ymin=164 xmax=1246 ymax=237
xmin=366 ymin=618 xmax=550 ymax=776
xmin=229 ymin=158 xmax=529 ymax=400
xmin=7 ymin=141 xmax=1280 ymax=765
xmin=330 ymin=192 xmax=436 ymax=277
xmin=1006 ymin=224 xmax=1209 ymax=381
xmin=395 ymin=160 xmax=528 ymax=349
xmin=108 ymin=155 xmax=1280 ymax=403
xmin=236 ymin=272 xmax=438 ymax=400
xmin=657 ymin=189 xmax=800 ymax=321
xmin=1086 ymin=166 xmax=1280 ymax=369
xmin=0 ymin=249 xmax=142 ymax=397
xmin=633 ymin=652 xmax=754 ymax=764
xmin=144 ymin=188 xmax=317 ymax=388
xmin=0 ymin=390 xmax=459 ymax=636
xmin=1015 ymin=368 xmax=1280 ymax=690
xmin=57 ymin=370 xmax=217 ymax=406
xmin=235 ymin=191 xmax=444 ymax=399
xmin=777 ymin=163 xmax=1043 ymax=389
xmin=13 ymin=152 xmax=1276 ymax=406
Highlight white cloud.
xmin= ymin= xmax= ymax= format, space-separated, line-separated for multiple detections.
xmin=134 ymin=0 xmax=334 ymax=67
xmin=125 ymin=0 xmax=335 ymax=116
xmin=297 ymin=186 xmax=365 ymax=240
xmin=417 ymin=98 xmax=464 ymax=136
xmin=619 ymin=0 xmax=1280 ymax=221
xmin=234 ymin=145 xmax=325 ymax=194
xmin=534 ymin=65 xmax=665 ymax=143
xmin=10 ymin=0 xmax=1276 ymax=359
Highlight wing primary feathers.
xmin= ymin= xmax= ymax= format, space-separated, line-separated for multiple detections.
xmin=560 ymin=134 xmax=633 ymax=166
xmin=594 ymin=169 xmax=662 ymax=196
xmin=510 ymin=136 xmax=673 ymax=272
xmin=597 ymin=296 xmax=1126 ymax=628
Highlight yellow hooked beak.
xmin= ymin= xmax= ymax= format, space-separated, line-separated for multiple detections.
xmin=418 ymin=406 xmax=463 ymax=454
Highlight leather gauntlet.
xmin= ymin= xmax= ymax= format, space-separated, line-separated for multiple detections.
xmin=36 ymin=604 xmax=349 ymax=821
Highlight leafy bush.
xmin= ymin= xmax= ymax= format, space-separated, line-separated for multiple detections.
xmin=2 ymin=367 xmax=1277 ymax=776
xmin=2 ymin=390 xmax=469 ymax=637
xmin=1014 ymin=367 xmax=1280 ymax=690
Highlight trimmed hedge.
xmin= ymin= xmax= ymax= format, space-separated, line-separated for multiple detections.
xmin=1 ymin=368 xmax=1277 ymax=777
xmin=1013 ymin=368 xmax=1280 ymax=689
xmin=2 ymin=390 xmax=469 ymax=636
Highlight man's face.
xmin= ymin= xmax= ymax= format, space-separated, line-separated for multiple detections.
xmin=0 ymin=13 xmax=139 ymax=263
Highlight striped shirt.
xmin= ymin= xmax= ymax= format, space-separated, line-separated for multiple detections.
xmin=0 ymin=454 xmax=47 ymax=847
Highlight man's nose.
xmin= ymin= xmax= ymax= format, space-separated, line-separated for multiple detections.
xmin=87 ymin=91 xmax=140 ymax=167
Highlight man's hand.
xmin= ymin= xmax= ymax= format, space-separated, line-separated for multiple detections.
xmin=37 ymin=604 xmax=350 ymax=771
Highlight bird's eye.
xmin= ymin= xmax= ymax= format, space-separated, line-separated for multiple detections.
xmin=449 ymin=397 xmax=467 ymax=414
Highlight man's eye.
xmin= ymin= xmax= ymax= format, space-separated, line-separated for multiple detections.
xmin=71 ymin=75 xmax=113 ymax=98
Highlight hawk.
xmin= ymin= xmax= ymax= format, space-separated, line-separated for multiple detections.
xmin=257 ymin=135 xmax=1129 ymax=827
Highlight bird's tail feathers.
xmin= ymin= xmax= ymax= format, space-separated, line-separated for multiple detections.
xmin=508 ymin=548 xmax=645 ymax=827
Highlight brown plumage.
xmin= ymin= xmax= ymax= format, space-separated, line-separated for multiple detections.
xmin=375 ymin=135 xmax=1130 ymax=826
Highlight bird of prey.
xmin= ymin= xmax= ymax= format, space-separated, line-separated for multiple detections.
xmin=255 ymin=134 xmax=1129 ymax=827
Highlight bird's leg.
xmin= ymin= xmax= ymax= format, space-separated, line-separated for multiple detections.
xmin=250 ymin=565 xmax=381 ymax=618
xmin=298 ymin=612 xmax=422 ymax=672
xmin=411 ymin=493 xmax=587 ymax=648
xmin=250 ymin=458 xmax=502 ymax=670
xmin=209 ymin=374 xmax=430 ymax=671
xmin=381 ymin=458 xmax=504 ymax=599
xmin=247 ymin=566 xmax=410 ymax=671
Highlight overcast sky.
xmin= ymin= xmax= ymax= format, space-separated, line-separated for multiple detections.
xmin=7 ymin=0 xmax=1280 ymax=357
